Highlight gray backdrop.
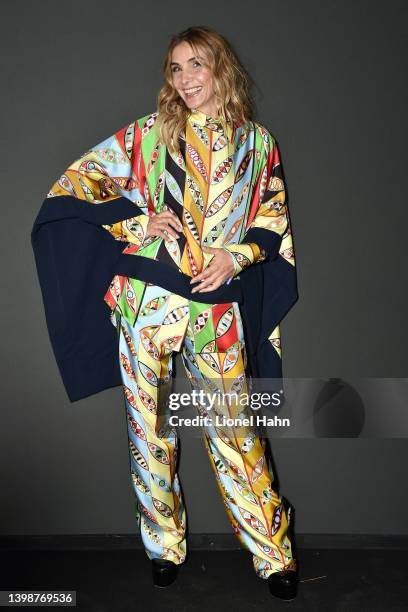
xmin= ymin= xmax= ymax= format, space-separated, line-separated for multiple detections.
xmin=1 ymin=0 xmax=407 ymax=539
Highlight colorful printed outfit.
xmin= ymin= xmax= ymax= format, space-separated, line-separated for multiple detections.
xmin=114 ymin=285 xmax=295 ymax=578
xmin=39 ymin=109 xmax=297 ymax=578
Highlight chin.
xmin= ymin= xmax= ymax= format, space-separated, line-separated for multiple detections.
xmin=182 ymin=94 xmax=206 ymax=109
xmin=185 ymin=99 xmax=201 ymax=108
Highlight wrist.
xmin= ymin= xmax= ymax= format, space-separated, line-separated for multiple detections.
xmin=222 ymin=242 xmax=265 ymax=274
xmin=222 ymin=246 xmax=240 ymax=277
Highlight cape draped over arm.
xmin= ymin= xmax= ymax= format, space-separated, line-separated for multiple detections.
xmin=31 ymin=120 xmax=150 ymax=401
xmin=31 ymin=116 xmax=298 ymax=402
xmin=238 ymin=128 xmax=299 ymax=382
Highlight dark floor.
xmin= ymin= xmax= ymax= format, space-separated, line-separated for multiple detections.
xmin=1 ymin=548 xmax=408 ymax=611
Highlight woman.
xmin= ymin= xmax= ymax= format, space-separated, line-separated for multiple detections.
xmin=31 ymin=26 xmax=298 ymax=599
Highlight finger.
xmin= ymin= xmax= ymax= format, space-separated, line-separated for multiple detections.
xmin=146 ymin=223 xmax=172 ymax=239
xmin=153 ymin=229 xmax=172 ymax=241
xmin=159 ymin=211 xmax=183 ymax=231
xmin=190 ymin=268 xmax=213 ymax=284
xmin=192 ymin=272 xmax=219 ymax=293
xmin=167 ymin=217 xmax=184 ymax=233
xmin=152 ymin=221 xmax=179 ymax=239
xmin=192 ymin=257 xmax=217 ymax=277
xmin=195 ymin=279 xmax=221 ymax=293
xmin=160 ymin=213 xmax=183 ymax=233
xmin=167 ymin=206 xmax=181 ymax=219
xmin=190 ymin=255 xmax=224 ymax=283
xmin=157 ymin=211 xmax=176 ymax=221
xmin=163 ymin=224 xmax=180 ymax=239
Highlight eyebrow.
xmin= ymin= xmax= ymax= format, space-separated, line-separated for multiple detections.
xmin=170 ymin=56 xmax=202 ymax=67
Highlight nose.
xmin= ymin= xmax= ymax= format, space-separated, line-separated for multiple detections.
xmin=180 ymin=66 xmax=195 ymax=87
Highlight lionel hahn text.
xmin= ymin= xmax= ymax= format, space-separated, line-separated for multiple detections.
xmin=169 ymin=414 xmax=291 ymax=427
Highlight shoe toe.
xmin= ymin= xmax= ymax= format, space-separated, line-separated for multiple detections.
xmin=268 ymin=569 xmax=298 ymax=600
xmin=152 ymin=559 xmax=179 ymax=587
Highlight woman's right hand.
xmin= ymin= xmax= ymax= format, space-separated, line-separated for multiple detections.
xmin=146 ymin=205 xmax=184 ymax=241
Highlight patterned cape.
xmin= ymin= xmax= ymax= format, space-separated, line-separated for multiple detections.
xmin=31 ymin=111 xmax=298 ymax=401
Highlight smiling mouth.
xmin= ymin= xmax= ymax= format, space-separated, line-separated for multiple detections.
xmin=184 ymin=86 xmax=203 ymax=98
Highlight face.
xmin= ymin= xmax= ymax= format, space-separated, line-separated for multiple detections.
xmin=170 ymin=41 xmax=218 ymax=117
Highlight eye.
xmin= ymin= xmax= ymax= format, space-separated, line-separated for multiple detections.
xmin=171 ymin=66 xmax=180 ymax=73
xmin=193 ymin=61 xmax=201 ymax=68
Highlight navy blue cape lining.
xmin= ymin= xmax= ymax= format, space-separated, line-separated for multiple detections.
xmin=31 ymin=195 xmax=298 ymax=402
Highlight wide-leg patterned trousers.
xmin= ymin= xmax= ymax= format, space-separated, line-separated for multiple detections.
xmin=111 ymin=282 xmax=296 ymax=579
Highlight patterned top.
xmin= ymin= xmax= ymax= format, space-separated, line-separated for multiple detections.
xmin=47 ymin=109 xmax=294 ymax=325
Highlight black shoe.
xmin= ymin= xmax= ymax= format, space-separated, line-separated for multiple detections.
xmin=152 ymin=558 xmax=179 ymax=587
xmin=267 ymin=565 xmax=298 ymax=600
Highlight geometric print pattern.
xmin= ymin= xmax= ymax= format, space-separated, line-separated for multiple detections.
xmin=46 ymin=108 xmax=296 ymax=359
xmin=113 ymin=281 xmax=297 ymax=579
xmin=44 ymin=109 xmax=298 ymax=576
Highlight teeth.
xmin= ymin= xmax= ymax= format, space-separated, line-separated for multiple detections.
xmin=185 ymin=87 xmax=202 ymax=94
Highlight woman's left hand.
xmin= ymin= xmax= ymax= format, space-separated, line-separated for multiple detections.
xmin=190 ymin=246 xmax=235 ymax=293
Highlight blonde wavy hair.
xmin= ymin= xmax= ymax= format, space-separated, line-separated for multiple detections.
xmin=155 ymin=26 xmax=255 ymax=153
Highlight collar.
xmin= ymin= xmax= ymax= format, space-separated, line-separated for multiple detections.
xmin=187 ymin=108 xmax=228 ymax=133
